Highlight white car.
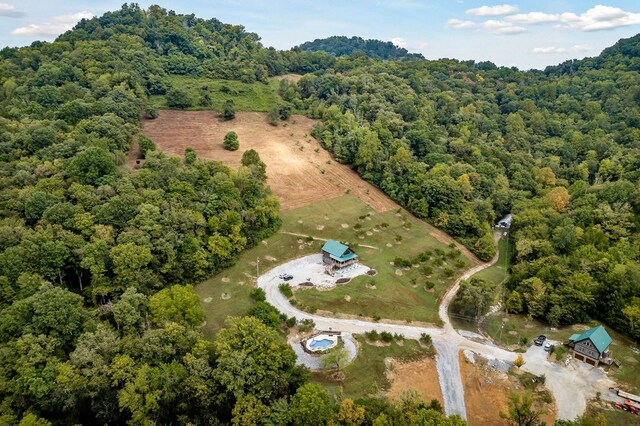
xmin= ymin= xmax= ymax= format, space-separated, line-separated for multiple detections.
xmin=544 ymin=342 xmax=554 ymax=351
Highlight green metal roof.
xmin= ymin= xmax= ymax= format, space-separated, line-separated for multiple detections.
xmin=330 ymin=252 xmax=357 ymax=262
xmin=569 ymin=334 xmax=581 ymax=342
xmin=571 ymin=325 xmax=612 ymax=353
xmin=322 ymin=240 xmax=356 ymax=261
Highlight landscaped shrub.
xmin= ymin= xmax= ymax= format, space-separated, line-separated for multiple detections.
xmin=420 ymin=333 xmax=432 ymax=346
xmin=454 ymin=259 xmax=466 ymax=268
xmin=393 ymin=257 xmax=411 ymax=268
xmin=424 ymin=281 xmax=435 ymax=290
xmin=223 ymin=131 xmax=240 ymax=151
xmin=285 ymin=316 xmax=297 ymax=328
xmin=250 ymin=287 xmax=266 ymax=302
xmin=434 ymin=248 xmax=445 ymax=257
xmin=365 ymin=330 xmax=379 ymax=341
xmin=279 ymin=283 xmax=293 ymax=299
xmin=433 ymin=258 xmax=443 ymax=266
xmin=298 ymin=318 xmax=315 ymax=332
xmin=380 ymin=331 xmax=393 ymax=343
xmin=421 ymin=265 xmax=433 ymax=276
xmin=444 ymin=268 xmax=455 ymax=277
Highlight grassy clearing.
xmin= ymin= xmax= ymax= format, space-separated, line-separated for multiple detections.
xmin=471 ymin=236 xmax=509 ymax=291
xmin=150 ymin=75 xmax=280 ymax=111
xmin=288 ymin=196 xmax=473 ymax=324
xmin=195 ymin=195 xmax=473 ymax=335
xmin=312 ymin=335 xmax=432 ymax=399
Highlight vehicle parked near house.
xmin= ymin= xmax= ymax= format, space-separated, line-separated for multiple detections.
xmin=534 ymin=335 xmax=546 ymax=346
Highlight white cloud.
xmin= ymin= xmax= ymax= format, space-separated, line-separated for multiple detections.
xmin=0 ymin=3 xmax=24 ymax=18
xmin=559 ymin=5 xmax=640 ymax=31
xmin=12 ymin=11 xmax=93 ymax=37
xmin=391 ymin=37 xmax=407 ymax=48
xmin=445 ymin=18 xmax=477 ymax=29
xmin=532 ymin=46 xmax=568 ymax=54
xmin=506 ymin=12 xmax=563 ymax=25
xmin=466 ymin=4 xmax=518 ymax=17
xmin=507 ymin=6 xmax=640 ymax=31
xmin=532 ymin=44 xmax=592 ymax=54
xmin=483 ymin=20 xmax=526 ymax=34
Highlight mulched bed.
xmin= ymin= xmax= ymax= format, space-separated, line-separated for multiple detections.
xmin=336 ymin=278 xmax=351 ymax=284
xmin=299 ymin=282 xmax=314 ymax=287
xmin=366 ymin=269 xmax=377 ymax=276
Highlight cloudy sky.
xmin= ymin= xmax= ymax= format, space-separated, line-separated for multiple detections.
xmin=1 ymin=1 xmax=639 ymax=69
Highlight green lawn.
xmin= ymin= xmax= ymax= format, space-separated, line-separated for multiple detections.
xmin=195 ymin=195 xmax=474 ymax=335
xmin=150 ymin=75 xmax=280 ymax=111
xmin=312 ymin=335 xmax=433 ymax=399
xmin=288 ymin=197 xmax=473 ymax=325
xmin=470 ymin=236 xmax=510 ymax=291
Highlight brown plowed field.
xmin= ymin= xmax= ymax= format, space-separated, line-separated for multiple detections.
xmin=141 ymin=110 xmax=398 ymax=212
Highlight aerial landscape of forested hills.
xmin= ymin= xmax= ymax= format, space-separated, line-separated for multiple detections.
xmin=0 ymin=3 xmax=639 ymax=424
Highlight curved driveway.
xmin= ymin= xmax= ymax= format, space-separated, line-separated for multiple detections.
xmin=258 ymin=238 xmax=615 ymax=420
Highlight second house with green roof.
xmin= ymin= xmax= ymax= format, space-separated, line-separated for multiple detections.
xmin=568 ymin=325 xmax=613 ymax=367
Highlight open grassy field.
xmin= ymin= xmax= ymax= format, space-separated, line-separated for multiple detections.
xmin=312 ymin=335 xmax=432 ymax=399
xmin=149 ymin=75 xmax=281 ymax=112
xmin=195 ymin=195 xmax=474 ymax=335
xmin=286 ymin=196 xmax=474 ymax=325
xmin=142 ymin=110 xmax=397 ymax=212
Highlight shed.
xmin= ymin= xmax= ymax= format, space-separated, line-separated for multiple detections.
xmin=497 ymin=214 xmax=512 ymax=229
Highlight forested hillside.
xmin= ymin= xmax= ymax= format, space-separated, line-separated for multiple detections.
xmin=297 ymin=36 xmax=425 ymax=60
xmin=0 ymin=4 xmax=464 ymax=424
xmin=0 ymin=2 xmax=640 ymax=423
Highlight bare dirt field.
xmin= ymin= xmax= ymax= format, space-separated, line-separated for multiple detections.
xmin=387 ymin=356 xmax=444 ymax=407
xmin=141 ymin=110 xmax=397 ymax=212
xmin=459 ymin=352 xmax=556 ymax=426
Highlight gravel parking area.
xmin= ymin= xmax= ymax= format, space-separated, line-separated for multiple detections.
xmin=258 ymin=254 xmax=370 ymax=289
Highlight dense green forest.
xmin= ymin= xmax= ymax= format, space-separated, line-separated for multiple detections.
xmin=297 ymin=36 xmax=425 ymax=60
xmin=0 ymin=4 xmax=465 ymax=424
xmin=0 ymin=2 xmax=639 ymax=423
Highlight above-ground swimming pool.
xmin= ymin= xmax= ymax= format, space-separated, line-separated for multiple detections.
xmin=303 ymin=333 xmax=339 ymax=353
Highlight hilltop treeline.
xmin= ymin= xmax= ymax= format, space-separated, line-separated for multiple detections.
xmin=298 ymin=36 xmax=425 ymax=60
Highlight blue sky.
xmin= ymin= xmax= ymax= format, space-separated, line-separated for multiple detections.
xmin=1 ymin=1 xmax=640 ymax=69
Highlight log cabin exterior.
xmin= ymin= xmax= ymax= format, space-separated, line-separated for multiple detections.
xmin=322 ymin=240 xmax=358 ymax=270
xmin=568 ymin=325 xmax=612 ymax=367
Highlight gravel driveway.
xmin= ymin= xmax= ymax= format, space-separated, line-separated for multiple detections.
xmin=259 ymin=248 xmax=617 ymax=420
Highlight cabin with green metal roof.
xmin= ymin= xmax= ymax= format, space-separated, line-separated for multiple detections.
xmin=568 ymin=325 xmax=613 ymax=366
xmin=322 ymin=240 xmax=358 ymax=270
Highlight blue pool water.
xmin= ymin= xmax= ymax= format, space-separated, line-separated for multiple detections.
xmin=309 ymin=338 xmax=334 ymax=349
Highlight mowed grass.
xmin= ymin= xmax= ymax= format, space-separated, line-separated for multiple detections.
xmin=150 ymin=75 xmax=280 ymax=111
xmin=195 ymin=195 xmax=474 ymax=335
xmin=313 ymin=335 xmax=432 ymax=399
xmin=470 ymin=236 xmax=509 ymax=290
xmin=287 ymin=196 xmax=473 ymax=324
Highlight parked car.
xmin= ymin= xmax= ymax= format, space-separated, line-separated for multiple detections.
xmin=544 ymin=342 xmax=554 ymax=351
xmin=534 ymin=335 xmax=546 ymax=346
xmin=282 ymin=274 xmax=293 ymax=281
